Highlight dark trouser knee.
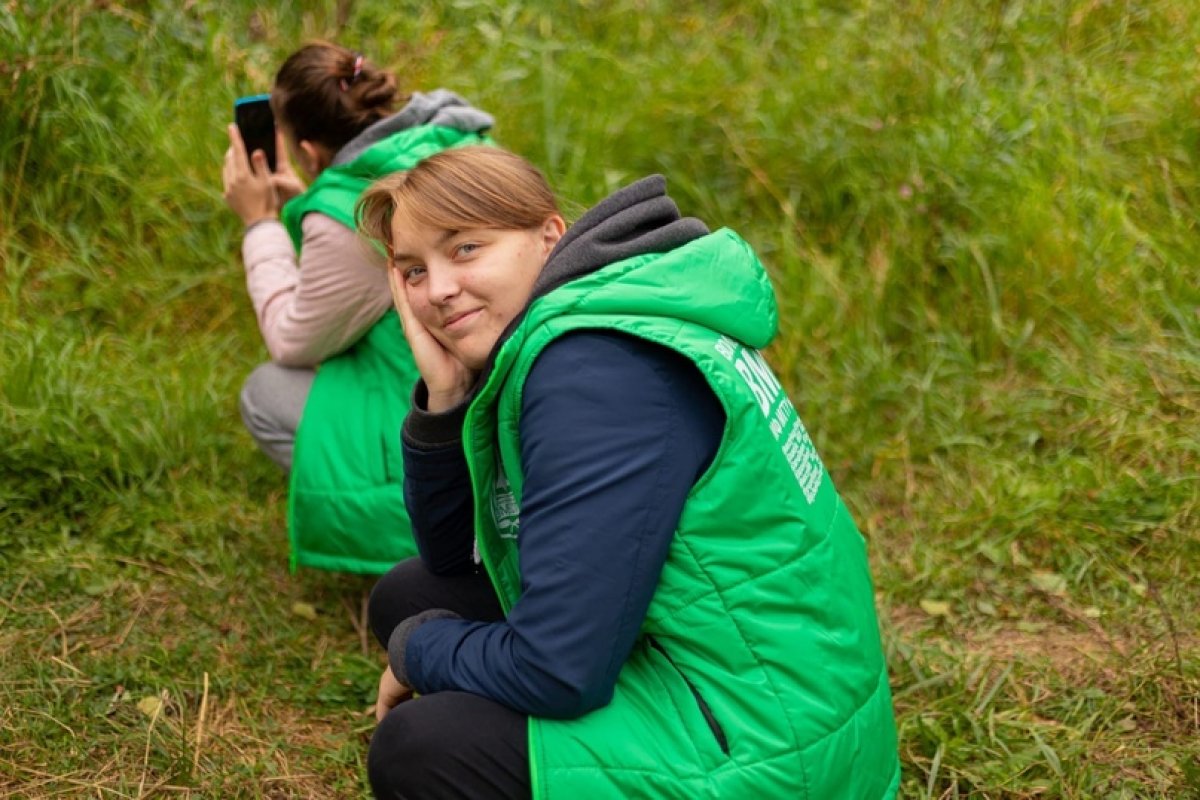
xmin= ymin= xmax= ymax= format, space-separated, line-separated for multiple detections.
xmin=368 ymin=559 xmax=431 ymax=648
xmin=368 ymin=692 xmax=529 ymax=800
xmin=368 ymin=558 xmax=504 ymax=650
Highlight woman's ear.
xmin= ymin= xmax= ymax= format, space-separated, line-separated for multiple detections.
xmin=539 ymin=214 xmax=567 ymax=255
xmin=297 ymin=139 xmax=331 ymax=178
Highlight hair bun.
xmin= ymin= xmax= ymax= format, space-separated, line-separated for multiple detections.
xmin=357 ymin=71 xmax=398 ymax=110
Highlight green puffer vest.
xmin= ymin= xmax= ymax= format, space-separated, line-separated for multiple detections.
xmin=462 ymin=229 xmax=900 ymax=798
xmin=283 ymin=124 xmax=491 ymax=573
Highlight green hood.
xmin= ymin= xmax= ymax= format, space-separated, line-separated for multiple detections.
xmin=281 ymin=124 xmax=492 ymax=250
xmin=531 ymin=227 xmax=779 ymax=350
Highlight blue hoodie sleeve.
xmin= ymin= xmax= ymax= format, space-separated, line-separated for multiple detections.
xmin=401 ymin=382 xmax=476 ymax=576
xmin=399 ymin=330 xmax=724 ymax=717
xmin=401 ymin=441 xmax=476 ymax=575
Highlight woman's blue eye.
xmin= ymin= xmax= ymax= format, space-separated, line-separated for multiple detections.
xmin=457 ymin=243 xmax=479 ymax=256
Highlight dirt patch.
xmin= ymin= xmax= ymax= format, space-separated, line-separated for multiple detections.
xmin=963 ymin=623 xmax=1115 ymax=668
xmin=882 ymin=603 xmax=1197 ymax=675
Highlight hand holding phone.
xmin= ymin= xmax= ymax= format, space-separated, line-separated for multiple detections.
xmin=223 ymin=94 xmax=306 ymax=224
xmin=234 ymin=94 xmax=276 ymax=171
xmin=222 ymin=121 xmax=278 ymax=226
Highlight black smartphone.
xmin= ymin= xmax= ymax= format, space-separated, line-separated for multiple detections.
xmin=234 ymin=94 xmax=276 ymax=171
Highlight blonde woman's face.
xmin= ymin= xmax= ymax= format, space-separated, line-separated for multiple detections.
xmin=389 ymin=216 xmax=565 ymax=371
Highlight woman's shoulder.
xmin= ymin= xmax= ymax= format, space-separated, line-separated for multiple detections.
xmin=298 ymin=211 xmax=385 ymax=270
xmin=522 ymin=330 xmax=725 ymax=476
xmin=535 ymin=329 xmax=681 ymax=367
xmin=300 ymin=210 xmax=355 ymax=235
xmin=528 ymin=331 xmax=718 ymax=410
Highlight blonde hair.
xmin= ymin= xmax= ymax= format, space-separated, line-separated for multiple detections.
xmin=357 ymin=146 xmax=560 ymax=254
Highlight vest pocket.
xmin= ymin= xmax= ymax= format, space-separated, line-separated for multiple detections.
xmin=647 ymin=636 xmax=730 ymax=756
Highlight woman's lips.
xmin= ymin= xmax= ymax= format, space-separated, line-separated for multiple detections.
xmin=443 ymin=308 xmax=482 ymax=332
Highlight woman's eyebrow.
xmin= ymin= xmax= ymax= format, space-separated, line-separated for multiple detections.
xmin=391 ymin=230 xmax=460 ymax=262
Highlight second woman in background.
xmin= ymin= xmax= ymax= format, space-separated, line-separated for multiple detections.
xmin=221 ymin=41 xmax=493 ymax=573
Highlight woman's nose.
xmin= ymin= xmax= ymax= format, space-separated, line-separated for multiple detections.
xmin=427 ymin=264 xmax=461 ymax=305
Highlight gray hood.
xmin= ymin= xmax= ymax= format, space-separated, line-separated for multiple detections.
xmin=531 ymin=175 xmax=709 ymax=300
xmin=331 ymin=89 xmax=494 ymax=166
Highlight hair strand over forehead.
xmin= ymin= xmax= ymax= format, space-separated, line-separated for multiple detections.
xmin=356 ymin=147 xmax=560 ymax=255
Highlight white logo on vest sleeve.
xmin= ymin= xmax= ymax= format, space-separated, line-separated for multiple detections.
xmin=491 ymin=469 xmax=520 ymax=539
xmin=714 ymin=335 xmax=823 ymax=504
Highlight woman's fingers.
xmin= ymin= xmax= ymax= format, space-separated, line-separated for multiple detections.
xmin=223 ymin=127 xmax=252 ymax=189
xmin=389 ymin=276 xmax=439 ymax=354
xmin=250 ymin=149 xmax=269 ymax=177
xmin=375 ymin=667 xmax=413 ymax=723
xmin=273 ymin=127 xmax=294 ymax=175
xmin=226 ymin=123 xmax=248 ymax=165
xmin=221 ymin=126 xmax=278 ymax=222
xmin=221 ymin=149 xmax=237 ymax=194
xmin=386 ymin=265 xmax=410 ymax=324
xmin=269 ymin=173 xmax=306 ymax=203
xmin=387 ymin=267 xmax=429 ymax=343
xmin=385 ymin=267 xmax=471 ymax=405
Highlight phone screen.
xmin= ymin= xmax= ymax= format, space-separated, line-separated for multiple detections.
xmin=234 ymin=94 xmax=276 ymax=172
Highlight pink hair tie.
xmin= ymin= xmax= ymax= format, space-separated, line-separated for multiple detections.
xmin=340 ymin=54 xmax=365 ymax=91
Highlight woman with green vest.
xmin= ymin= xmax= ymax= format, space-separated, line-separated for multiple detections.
xmin=356 ymin=146 xmax=900 ymax=799
xmin=220 ymin=42 xmax=493 ymax=573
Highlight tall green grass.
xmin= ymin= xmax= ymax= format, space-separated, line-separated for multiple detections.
xmin=2 ymin=1 xmax=1197 ymax=796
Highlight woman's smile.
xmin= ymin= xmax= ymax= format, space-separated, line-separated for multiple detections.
xmin=442 ymin=307 xmax=483 ymax=333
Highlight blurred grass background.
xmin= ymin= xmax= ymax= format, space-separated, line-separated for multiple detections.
xmin=1 ymin=0 xmax=1197 ymax=796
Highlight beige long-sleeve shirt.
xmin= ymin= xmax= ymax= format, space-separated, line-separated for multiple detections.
xmin=241 ymin=214 xmax=393 ymax=368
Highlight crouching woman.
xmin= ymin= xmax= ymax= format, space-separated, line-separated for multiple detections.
xmin=357 ymin=146 xmax=900 ymax=799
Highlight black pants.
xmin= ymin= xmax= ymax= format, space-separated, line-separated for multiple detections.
xmin=367 ymin=558 xmax=531 ymax=800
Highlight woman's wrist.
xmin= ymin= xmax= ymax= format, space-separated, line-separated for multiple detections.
xmin=403 ymin=380 xmax=470 ymax=451
xmin=242 ymin=211 xmax=279 ymax=228
xmin=426 ymin=387 xmax=469 ymax=413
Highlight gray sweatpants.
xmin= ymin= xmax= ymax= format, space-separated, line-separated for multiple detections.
xmin=238 ymin=362 xmax=316 ymax=471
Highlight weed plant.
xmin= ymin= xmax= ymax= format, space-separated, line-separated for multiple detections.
xmin=1 ymin=0 xmax=1197 ymax=797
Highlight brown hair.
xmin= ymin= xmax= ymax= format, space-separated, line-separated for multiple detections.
xmin=271 ymin=41 xmax=400 ymax=153
xmin=357 ymin=146 xmax=561 ymax=255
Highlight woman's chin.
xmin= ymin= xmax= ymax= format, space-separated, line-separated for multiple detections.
xmin=460 ymin=353 xmax=488 ymax=374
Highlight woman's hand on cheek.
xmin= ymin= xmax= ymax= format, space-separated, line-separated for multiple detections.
xmin=388 ymin=266 xmax=475 ymax=412
xmin=221 ymin=124 xmax=279 ymax=226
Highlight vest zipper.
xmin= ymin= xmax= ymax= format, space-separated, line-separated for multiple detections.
xmin=647 ymin=636 xmax=730 ymax=756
